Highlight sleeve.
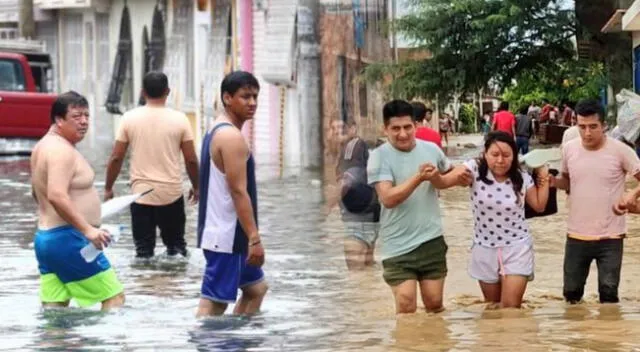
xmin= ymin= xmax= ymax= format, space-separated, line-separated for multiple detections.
xmin=463 ymin=159 xmax=479 ymax=184
xmin=115 ymin=116 xmax=129 ymax=143
xmin=463 ymin=159 xmax=478 ymax=174
xmin=182 ymin=115 xmax=194 ymax=142
xmin=560 ymin=143 xmax=569 ymax=175
xmin=436 ymin=147 xmax=452 ymax=173
xmin=367 ymin=148 xmax=393 ymax=185
xmin=619 ymin=142 xmax=640 ymax=176
xmin=523 ymin=171 xmax=535 ymax=191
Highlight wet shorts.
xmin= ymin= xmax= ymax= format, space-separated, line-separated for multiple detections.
xmin=344 ymin=222 xmax=379 ymax=248
xmin=201 ymin=250 xmax=265 ymax=304
xmin=382 ymin=236 xmax=448 ymax=286
xmin=34 ymin=225 xmax=123 ymax=307
xmin=468 ymin=239 xmax=534 ymax=284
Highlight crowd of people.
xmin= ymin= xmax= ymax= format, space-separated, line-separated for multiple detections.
xmin=30 ymin=71 xmax=267 ymax=316
xmin=333 ymin=98 xmax=640 ymax=313
xmin=26 ymin=70 xmax=640 ymax=318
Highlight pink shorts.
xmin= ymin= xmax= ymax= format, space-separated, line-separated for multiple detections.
xmin=468 ymin=239 xmax=534 ymax=284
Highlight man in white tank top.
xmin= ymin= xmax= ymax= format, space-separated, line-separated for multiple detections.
xmin=196 ymin=71 xmax=267 ymax=317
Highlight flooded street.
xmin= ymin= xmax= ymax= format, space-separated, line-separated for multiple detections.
xmin=3 ymin=139 xmax=640 ymax=351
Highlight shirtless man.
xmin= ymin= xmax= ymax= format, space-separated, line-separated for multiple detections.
xmin=30 ymin=91 xmax=125 ymax=310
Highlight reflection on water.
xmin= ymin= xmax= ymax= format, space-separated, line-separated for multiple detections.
xmin=3 ymin=141 xmax=640 ymax=351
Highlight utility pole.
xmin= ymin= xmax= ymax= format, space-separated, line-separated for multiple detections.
xmin=297 ymin=0 xmax=322 ymax=170
xmin=19 ymin=0 xmax=36 ymax=39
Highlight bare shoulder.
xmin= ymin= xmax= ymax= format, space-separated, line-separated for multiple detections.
xmin=37 ymin=136 xmax=76 ymax=165
xmin=214 ymin=125 xmax=247 ymax=150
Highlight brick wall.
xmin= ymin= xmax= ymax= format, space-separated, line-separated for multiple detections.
xmin=319 ymin=2 xmax=392 ymax=183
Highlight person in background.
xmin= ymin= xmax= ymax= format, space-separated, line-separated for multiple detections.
xmin=528 ymin=102 xmax=541 ymax=137
xmin=515 ymin=105 xmax=534 ymax=155
xmin=562 ymin=102 xmax=575 ymax=126
xmin=439 ymin=113 xmax=451 ymax=146
xmin=482 ymin=112 xmax=492 ymax=137
xmin=540 ymin=99 xmax=551 ymax=124
xmin=105 ymin=72 xmax=199 ymax=259
xmin=412 ymin=102 xmax=442 ymax=148
xmin=333 ymin=120 xmax=380 ymax=269
xmin=492 ymin=102 xmax=516 ymax=138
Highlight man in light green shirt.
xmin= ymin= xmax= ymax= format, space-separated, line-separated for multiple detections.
xmin=368 ymin=100 xmax=471 ymax=314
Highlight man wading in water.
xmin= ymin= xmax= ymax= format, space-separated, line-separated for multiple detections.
xmin=196 ymin=71 xmax=267 ymax=317
xmin=30 ymin=91 xmax=125 ymax=310
xmin=367 ymin=100 xmax=471 ymax=314
xmin=554 ymin=99 xmax=640 ymax=304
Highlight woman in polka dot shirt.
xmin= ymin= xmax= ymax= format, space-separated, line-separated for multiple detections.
xmin=461 ymin=131 xmax=550 ymax=308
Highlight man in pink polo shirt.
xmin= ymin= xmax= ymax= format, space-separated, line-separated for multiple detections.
xmin=554 ymin=99 xmax=640 ymax=304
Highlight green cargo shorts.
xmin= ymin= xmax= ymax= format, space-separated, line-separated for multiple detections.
xmin=382 ymin=236 xmax=448 ymax=286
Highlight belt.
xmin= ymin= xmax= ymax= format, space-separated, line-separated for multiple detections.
xmin=567 ymin=233 xmax=626 ymax=241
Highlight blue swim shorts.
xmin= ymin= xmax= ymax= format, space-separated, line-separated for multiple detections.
xmin=34 ymin=225 xmax=123 ymax=307
xmin=200 ymin=250 xmax=265 ymax=304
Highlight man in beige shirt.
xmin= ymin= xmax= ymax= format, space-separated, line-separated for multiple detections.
xmin=30 ymin=91 xmax=124 ymax=310
xmin=105 ymin=72 xmax=199 ymax=259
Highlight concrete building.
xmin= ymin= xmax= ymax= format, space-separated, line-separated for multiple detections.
xmin=0 ymin=0 xmax=58 ymax=90
xmin=27 ymin=0 xmax=321 ymax=179
xmin=319 ymin=0 xmax=392 ymax=181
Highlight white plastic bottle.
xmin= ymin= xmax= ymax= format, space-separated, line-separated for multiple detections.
xmin=80 ymin=224 xmax=123 ymax=263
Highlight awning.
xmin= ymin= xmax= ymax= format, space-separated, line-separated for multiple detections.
xmin=34 ymin=0 xmax=110 ymax=12
xmin=261 ymin=0 xmax=297 ymax=86
xmin=0 ymin=0 xmax=53 ymax=22
xmin=601 ymin=9 xmax=627 ymax=33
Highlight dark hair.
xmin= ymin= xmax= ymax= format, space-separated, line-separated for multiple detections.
xmin=143 ymin=71 xmax=169 ymax=98
xmin=220 ymin=71 xmax=260 ymax=105
xmin=345 ymin=119 xmax=357 ymax=127
xmin=383 ymin=100 xmax=415 ymax=125
xmin=498 ymin=101 xmax=509 ymax=112
xmin=50 ymin=91 xmax=88 ymax=124
xmin=411 ymin=101 xmax=427 ymax=122
xmin=476 ymin=131 xmax=524 ymax=205
xmin=519 ymin=105 xmax=529 ymax=115
xmin=575 ymin=98 xmax=605 ymax=123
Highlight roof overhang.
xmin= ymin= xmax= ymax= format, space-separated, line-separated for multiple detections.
xmin=622 ymin=0 xmax=640 ymax=31
xmin=602 ymin=9 xmax=627 ymax=33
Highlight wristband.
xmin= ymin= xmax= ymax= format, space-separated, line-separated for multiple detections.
xmin=249 ymin=240 xmax=261 ymax=247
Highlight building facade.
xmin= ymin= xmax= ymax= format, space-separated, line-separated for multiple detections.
xmin=319 ymin=0 xmax=392 ymax=182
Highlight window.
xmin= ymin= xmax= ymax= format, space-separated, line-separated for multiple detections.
xmin=359 ymin=81 xmax=368 ymax=118
xmin=0 ymin=59 xmax=26 ymax=92
xmin=29 ymin=64 xmax=52 ymax=93
xmin=337 ymin=55 xmax=348 ymax=123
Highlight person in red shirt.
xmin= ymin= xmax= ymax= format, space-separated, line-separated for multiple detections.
xmin=411 ymin=101 xmax=442 ymax=148
xmin=492 ymin=101 xmax=516 ymax=138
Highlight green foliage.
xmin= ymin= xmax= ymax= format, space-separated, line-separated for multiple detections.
xmin=364 ymin=0 xmax=577 ymax=103
xmin=502 ymin=59 xmax=605 ymax=108
xmin=458 ymin=103 xmax=478 ymax=133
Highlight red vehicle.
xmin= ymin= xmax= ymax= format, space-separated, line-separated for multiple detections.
xmin=0 ymin=40 xmax=57 ymax=139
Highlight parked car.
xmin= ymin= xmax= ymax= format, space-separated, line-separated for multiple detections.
xmin=0 ymin=39 xmax=57 ymax=139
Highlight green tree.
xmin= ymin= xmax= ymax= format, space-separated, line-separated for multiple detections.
xmin=365 ymin=0 xmax=577 ymax=102
xmin=502 ymin=59 xmax=605 ymax=109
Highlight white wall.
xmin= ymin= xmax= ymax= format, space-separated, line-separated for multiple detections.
xmin=108 ymin=0 xmax=157 ymax=103
xmin=252 ymin=6 xmax=276 ymax=169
